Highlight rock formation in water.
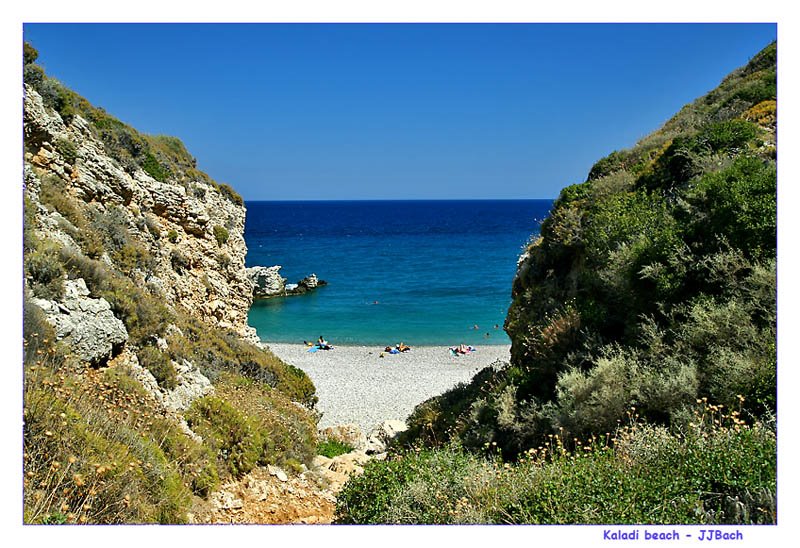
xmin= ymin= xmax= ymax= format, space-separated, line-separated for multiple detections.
xmin=247 ymin=266 xmax=328 ymax=298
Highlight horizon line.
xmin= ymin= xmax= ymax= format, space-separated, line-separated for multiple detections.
xmin=241 ymin=197 xmax=557 ymax=202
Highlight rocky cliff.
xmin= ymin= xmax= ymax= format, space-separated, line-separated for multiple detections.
xmin=24 ymin=85 xmax=256 ymax=343
xmin=22 ymin=45 xmax=320 ymax=524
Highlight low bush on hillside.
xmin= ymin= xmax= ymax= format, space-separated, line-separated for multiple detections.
xmin=318 ymin=439 xmax=354 ymax=459
xmin=213 ymin=373 xmax=318 ymax=469
xmin=213 ymin=225 xmax=229 ymax=246
xmin=185 ymin=396 xmax=263 ymax=478
xmin=185 ymin=382 xmax=317 ymax=479
xmin=25 ymin=239 xmax=65 ymax=301
xmin=55 ymin=138 xmax=78 ymax=164
xmin=136 ymin=345 xmax=177 ymax=390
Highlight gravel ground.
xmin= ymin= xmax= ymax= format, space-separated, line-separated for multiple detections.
xmin=265 ymin=343 xmax=511 ymax=434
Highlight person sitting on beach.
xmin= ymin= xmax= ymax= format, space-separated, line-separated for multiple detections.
xmin=317 ymin=336 xmax=333 ymax=350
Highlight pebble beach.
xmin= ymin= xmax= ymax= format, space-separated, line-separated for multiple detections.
xmin=265 ymin=343 xmax=511 ymax=434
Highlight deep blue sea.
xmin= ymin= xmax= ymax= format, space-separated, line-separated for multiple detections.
xmin=245 ymin=200 xmax=553 ymax=345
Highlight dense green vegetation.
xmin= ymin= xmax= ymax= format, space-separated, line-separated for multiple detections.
xmin=338 ymin=42 xmax=777 ymax=524
xmin=337 ymin=405 xmax=775 ymax=524
xmin=318 ymin=439 xmax=355 ymax=459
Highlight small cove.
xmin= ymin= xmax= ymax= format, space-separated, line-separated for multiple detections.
xmin=245 ymin=199 xmax=553 ymax=346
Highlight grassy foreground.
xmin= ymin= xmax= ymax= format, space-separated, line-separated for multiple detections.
xmin=336 ymin=403 xmax=775 ymax=524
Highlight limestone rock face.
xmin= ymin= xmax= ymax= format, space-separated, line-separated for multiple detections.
xmin=161 ymin=358 xmax=215 ymax=412
xmin=23 ymin=85 xmax=256 ymax=340
xmin=31 ymin=278 xmax=128 ymax=365
xmin=365 ymin=419 xmax=408 ymax=455
xmin=247 ymin=266 xmax=287 ymax=297
xmin=310 ymin=450 xmax=370 ymax=492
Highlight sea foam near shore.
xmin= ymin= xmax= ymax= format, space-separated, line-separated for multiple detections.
xmin=265 ymin=343 xmax=511 ymax=434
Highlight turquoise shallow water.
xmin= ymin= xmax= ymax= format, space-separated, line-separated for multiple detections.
xmin=245 ymin=200 xmax=553 ymax=346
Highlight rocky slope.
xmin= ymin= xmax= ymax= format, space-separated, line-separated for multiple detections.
xmin=24 ymin=85 xmax=256 ymax=342
xmin=22 ymin=45 xmax=329 ymax=524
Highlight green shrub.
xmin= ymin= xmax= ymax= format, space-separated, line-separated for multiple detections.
xmin=166 ymin=229 xmax=179 ymax=243
xmin=55 ymin=138 xmax=78 ymax=164
xmin=24 ymin=41 xmax=39 ymax=65
xmin=185 ymin=396 xmax=262 ymax=478
xmin=88 ymin=205 xmax=131 ymax=252
xmin=214 ymin=373 xmax=318 ymax=468
xmin=687 ymin=156 xmax=776 ymax=259
xmin=23 ymin=64 xmax=46 ymax=94
xmin=693 ymin=119 xmax=758 ymax=154
xmin=588 ymin=150 xmax=622 ymax=181
xmin=24 ymin=295 xmax=64 ymax=368
xmin=170 ymin=249 xmax=191 ymax=273
xmin=213 ymin=225 xmax=229 ymax=246
xmin=54 ymin=86 xmax=76 ymax=125
xmin=335 ymin=452 xmax=418 ymax=524
xmin=112 ymin=242 xmax=154 ymax=275
xmin=317 ymin=439 xmax=354 ymax=458
xmin=218 ymin=183 xmax=243 ymax=206
xmin=137 ymin=345 xmax=177 ymax=389
xmin=25 ymin=240 xmax=65 ymax=300
xmin=37 ymin=178 xmax=106 ymax=259
xmin=140 ymin=152 xmax=169 ymax=182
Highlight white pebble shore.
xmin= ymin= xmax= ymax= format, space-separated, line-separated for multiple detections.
xmin=265 ymin=343 xmax=511 ymax=434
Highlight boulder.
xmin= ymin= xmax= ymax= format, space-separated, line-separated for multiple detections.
xmin=32 ymin=278 xmax=128 ymax=365
xmin=328 ymin=451 xmax=370 ymax=475
xmin=298 ymin=273 xmax=320 ymax=289
xmin=267 ymin=465 xmax=289 ymax=482
xmin=365 ymin=419 xmax=408 ymax=455
xmin=319 ymin=424 xmax=367 ymax=452
xmin=288 ymin=273 xmax=328 ymax=295
xmin=160 ymin=358 xmax=214 ymax=412
xmin=247 ymin=266 xmax=287 ymax=298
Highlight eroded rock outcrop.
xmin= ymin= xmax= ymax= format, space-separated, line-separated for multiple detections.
xmin=31 ymin=278 xmax=128 ymax=365
xmin=365 ymin=419 xmax=408 ymax=455
xmin=247 ymin=266 xmax=328 ymax=298
xmin=247 ymin=265 xmax=287 ymax=297
xmin=24 ymin=85 xmax=256 ymax=341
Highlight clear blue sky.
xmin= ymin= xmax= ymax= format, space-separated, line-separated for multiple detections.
xmin=23 ymin=23 xmax=776 ymax=200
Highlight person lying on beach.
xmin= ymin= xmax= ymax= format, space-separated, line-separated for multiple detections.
xmin=384 ymin=343 xmax=412 ymax=353
xmin=449 ymin=343 xmax=476 ymax=355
